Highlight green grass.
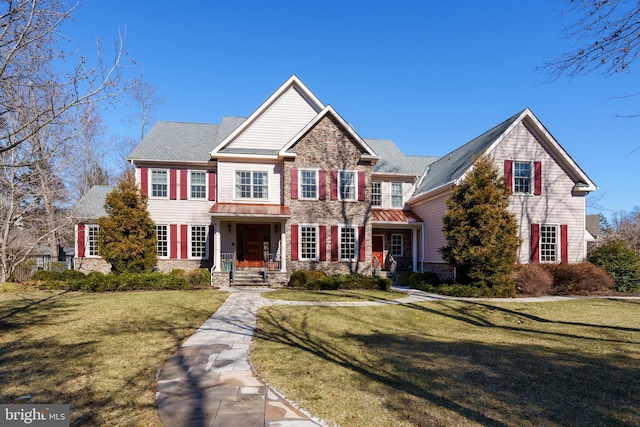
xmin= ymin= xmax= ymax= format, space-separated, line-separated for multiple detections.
xmin=251 ymin=298 xmax=640 ymax=427
xmin=0 ymin=288 xmax=228 ymax=426
xmin=263 ymin=289 xmax=407 ymax=302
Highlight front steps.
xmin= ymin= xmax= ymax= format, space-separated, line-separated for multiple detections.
xmin=231 ymin=269 xmax=267 ymax=286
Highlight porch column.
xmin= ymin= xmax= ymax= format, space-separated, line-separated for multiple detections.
xmin=213 ymin=219 xmax=221 ymax=272
xmin=412 ymin=227 xmax=418 ymax=272
xmin=280 ymin=221 xmax=287 ymax=272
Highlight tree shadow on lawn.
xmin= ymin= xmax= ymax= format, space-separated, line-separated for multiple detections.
xmin=254 ymin=301 xmax=640 ymax=426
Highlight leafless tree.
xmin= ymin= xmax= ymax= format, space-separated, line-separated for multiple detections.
xmin=126 ymin=80 xmax=164 ymax=142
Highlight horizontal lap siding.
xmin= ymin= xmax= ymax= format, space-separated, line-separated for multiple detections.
xmin=147 ymin=199 xmax=213 ymax=224
xmin=411 ymin=193 xmax=449 ymax=263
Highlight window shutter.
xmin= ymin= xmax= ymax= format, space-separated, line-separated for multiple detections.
xmin=330 ymin=170 xmax=338 ymax=200
xmin=357 ymin=171 xmax=366 ymax=201
xmin=534 ymin=161 xmax=542 ymax=196
xmin=208 ymin=172 xmax=216 ymax=201
xmin=77 ymin=224 xmax=85 ymax=258
xmin=319 ymin=225 xmax=327 ymax=261
xmin=531 ymin=223 xmax=540 ymax=263
xmin=560 ymin=224 xmax=568 ymax=263
xmin=318 ymin=170 xmax=327 ymax=200
xmin=291 ymin=168 xmax=298 ymax=199
xmin=331 ymin=225 xmax=339 ymax=261
xmin=170 ymin=224 xmax=178 ymax=259
xmin=140 ymin=168 xmax=149 ymax=196
xmin=291 ymin=224 xmax=299 ymax=261
xmin=358 ymin=226 xmax=366 ymax=262
xmin=169 ymin=169 xmax=177 ymax=200
xmin=180 ymin=170 xmax=188 ymax=200
xmin=180 ymin=224 xmax=188 ymax=259
xmin=504 ymin=160 xmax=513 ymax=193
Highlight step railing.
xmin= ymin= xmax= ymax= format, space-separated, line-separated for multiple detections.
xmin=221 ymin=252 xmax=236 ymax=284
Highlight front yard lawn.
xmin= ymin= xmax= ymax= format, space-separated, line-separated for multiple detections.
xmin=251 ymin=298 xmax=640 ymax=427
xmin=0 ymin=288 xmax=228 ymax=426
xmin=263 ymin=289 xmax=407 ymax=302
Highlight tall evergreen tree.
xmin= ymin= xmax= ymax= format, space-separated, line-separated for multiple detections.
xmin=98 ymin=169 xmax=157 ymax=273
xmin=439 ymin=154 xmax=521 ymax=296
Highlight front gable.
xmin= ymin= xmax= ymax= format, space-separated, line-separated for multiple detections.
xmin=211 ymin=76 xmax=324 ymax=157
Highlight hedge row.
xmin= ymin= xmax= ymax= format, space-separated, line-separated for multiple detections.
xmin=288 ymin=270 xmax=391 ymax=291
xmin=512 ymin=262 xmax=614 ymax=296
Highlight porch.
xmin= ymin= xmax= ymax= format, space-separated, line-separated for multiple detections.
xmin=371 ymin=209 xmax=424 ymax=276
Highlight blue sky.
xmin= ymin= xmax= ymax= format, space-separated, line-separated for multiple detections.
xmin=63 ymin=1 xmax=640 ymax=215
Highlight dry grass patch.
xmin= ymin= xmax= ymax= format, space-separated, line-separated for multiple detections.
xmin=0 ymin=289 xmax=228 ymax=426
xmin=263 ymin=289 xmax=406 ymax=302
xmin=251 ymin=298 xmax=640 ymax=427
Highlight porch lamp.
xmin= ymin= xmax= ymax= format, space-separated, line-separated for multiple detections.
xmin=274 ymin=223 xmax=279 ymax=234
xmin=227 ymin=223 xmax=232 ymax=233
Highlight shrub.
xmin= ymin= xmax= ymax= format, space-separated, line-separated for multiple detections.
xmin=413 ymin=283 xmax=488 ymax=297
xmin=541 ymin=262 xmax=614 ymax=295
xmin=399 ymin=272 xmax=412 ymax=287
xmin=407 ymin=271 xmax=440 ymax=287
xmin=512 ymin=264 xmax=553 ymax=296
xmin=62 ymin=270 xmax=85 ymax=281
xmin=308 ymin=270 xmax=327 ymax=281
xmin=288 ymin=270 xmax=309 ymax=287
xmin=30 ymin=270 xmax=63 ymax=282
xmin=9 ymin=259 xmax=36 ymax=282
xmin=306 ymin=274 xmax=391 ymax=291
xmin=170 ymin=269 xmax=186 ymax=277
xmin=588 ymin=239 xmax=640 ymax=293
xmin=186 ymin=269 xmax=210 ymax=287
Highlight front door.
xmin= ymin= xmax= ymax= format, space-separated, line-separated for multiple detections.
xmin=372 ymin=235 xmax=384 ymax=269
xmin=237 ymin=224 xmax=270 ymax=268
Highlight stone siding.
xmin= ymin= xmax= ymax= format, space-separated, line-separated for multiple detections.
xmin=74 ymin=257 xmax=111 ymax=274
xmin=422 ymin=262 xmax=455 ymax=282
xmin=156 ymin=260 xmax=213 ymax=274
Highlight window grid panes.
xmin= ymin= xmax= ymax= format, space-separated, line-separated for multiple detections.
xmin=190 ymin=171 xmax=206 ymax=199
xmin=151 ymin=170 xmax=168 ymax=197
xmin=155 ymin=225 xmax=168 ymax=257
xmin=300 ymin=225 xmax=317 ymax=260
xmin=514 ymin=162 xmax=531 ymax=194
xmin=540 ymin=225 xmax=558 ymax=262
xmin=391 ymin=234 xmax=403 ymax=257
xmin=87 ymin=225 xmax=99 ymax=257
xmin=252 ymin=171 xmax=268 ymax=198
xmin=191 ymin=226 xmax=207 ymax=258
xmin=301 ymin=170 xmax=317 ymax=199
xmin=391 ymin=183 xmax=403 ymax=208
xmin=340 ymin=227 xmax=356 ymax=260
xmin=339 ymin=171 xmax=356 ymax=201
xmin=236 ymin=171 xmax=268 ymax=199
xmin=371 ymin=182 xmax=381 ymax=207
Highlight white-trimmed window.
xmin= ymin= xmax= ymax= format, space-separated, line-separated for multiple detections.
xmin=87 ymin=225 xmax=99 ymax=257
xmin=340 ymin=226 xmax=357 ymax=260
xmin=236 ymin=171 xmax=268 ymax=199
xmin=371 ymin=182 xmax=381 ymax=207
xmin=191 ymin=225 xmax=207 ymax=258
xmin=155 ymin=225 xmax=168 ymax=257
xmin=391 ymin=233 xmax=403 ymax=257
xmin=300 ymin=169 xmax=318 ymax=199
xmin=151 ymin=169 xmax=168 ymax=198
xmin=300 ymin=225 xmax=318 ymax=260
xmin=391 ymin=183 xmax=403 ymax=208
xmin=540 ymin=224 xmax=558 ymax=262
xmin=339 ymin=171 xmax=356 ymax=201
xmin=513 ymin=161 xmax=532 ymax=194
xmin=190 ymin=171 xmax=207 ymax=199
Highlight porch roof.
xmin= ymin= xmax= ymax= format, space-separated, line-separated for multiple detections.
xmin=209 ymin=203 xmax=292 ymax=218
xmin=371 ymin=209 xmax=423 ymax=224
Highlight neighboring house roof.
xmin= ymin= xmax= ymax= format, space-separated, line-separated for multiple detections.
xmin=365 ymin=138 xmax=439 ymax=175
xmin=128 ymin=121 xmax=220 ymax=163
xmin=415 ymin=110 xmax=523 ymax=195
xmin=75 ymin=185 xmax=114 ymax=220
xmin=585 ymin=214 xmax=601 ymax=238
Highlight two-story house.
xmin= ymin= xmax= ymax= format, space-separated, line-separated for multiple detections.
xmin=74 ymin=76 xmax=597 ymax=286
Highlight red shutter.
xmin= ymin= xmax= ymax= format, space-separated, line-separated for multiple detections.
xmin=180 ymin=170 xmax=188 ymax=200
xmin=358 ymin=226 xmax=366 ymax=262
xmin=170 ymin=224 xmax=177 ymax=259
xmin=169 ymin=169 xmax=177 ymax=200
xmin=140 ymin=168 xmax=149 ymax=196
xmin=291 ymin=168 xmax=298 ymax=199
xmin=534 ymin=161 xmax=542 ymax=196
xmin=291 ymin=224 xmax=299 ymax=261
xmin=357 ymin=171 xmax=366 ymax=201
xmin=319 ymin=225 xmax=327 ymax=261
xmin=209 ymin=225 xmax=214 ymax=259
xmin=330 ymin=170 xmax=338 ymax=200
xmin=504 ymin=160 xmax=513 ymax=193
xmin=331 ymin=225 xmax=339 ymax=261
xmin=318 ymin=170 xmax=327 ymax=200
xmin=208 ymin=172 xmax=216 ymax=201
xmin=180 ymin=224 xmax=188 ymax=259
xmin=531 ymin=223 xmax=540 ymax=263
xmin=77 ymin=224 xmax=85 ymax=258
xmin=560 ymin=224 xmax=568 ymax=263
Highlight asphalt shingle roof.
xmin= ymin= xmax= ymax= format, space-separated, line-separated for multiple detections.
xmin=414 ymin=110 xmax=523 ymax=195
xmin=75 ymin=185 xmax=114 ymax=219
xmin=365 ymin=138 xmax=438 ymax=175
